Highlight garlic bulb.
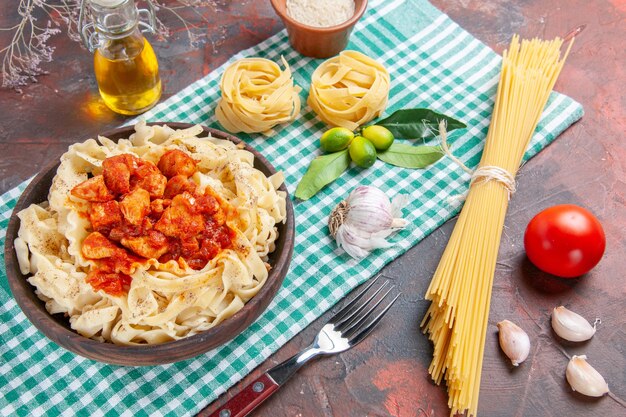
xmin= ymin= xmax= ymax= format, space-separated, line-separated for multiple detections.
xmin=551 ymin=306 xmax=597 ymax=342
xmin=329 ymin=186 xmax=408 ymax=259
xmin=566 ymin=355 xmax=609 ymax=397
xmin=497 ymin=320 xmax=531 ymax=366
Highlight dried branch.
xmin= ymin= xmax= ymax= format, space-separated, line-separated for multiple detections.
xmin=1 ymin=0 xmax=226 ymax=92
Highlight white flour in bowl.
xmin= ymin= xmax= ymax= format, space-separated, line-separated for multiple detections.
xmin=286 ymin=0 xmax=356 ymax=28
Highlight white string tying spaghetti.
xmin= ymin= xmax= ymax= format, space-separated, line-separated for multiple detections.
xmin=470 ymin=166 xmax=516 ymax=197
xmin=439 ymin=120 xmax=517 ymax=200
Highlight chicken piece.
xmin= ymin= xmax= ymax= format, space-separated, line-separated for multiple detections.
xmin=71 ymin=175 xmax=115 ymax=202
xmin=150 ymin=198 xmax=170 ymax=219
xmin=86 ymin=270 xmax=131 ymax=296
xmin=163 ymin=175 xmax=197 ymax=199
xmin=102 ymin=154 xmax=137 ymax=194
xmin=89 ymin=200 xmax=122 ymax=233
xmin=199 ymin=238 xmax=220 ymax=260
xmin=186 ymin=257 xmax=209 ymax=271
xmin=154 ymin=192 xmax=204 ymax=238
xmin=82 ymin=232 xmax=121 ymax=259
xmin=180 ymin=236 xmax=200 ymax=258
xmin=121 ymin=230 xmax=169 ymax=259
xmin=194 ymin=194 xmax=220 ymax=216
xmin=157 ymin=149 xmax=197 ymax=179
xmin=119 ymin=188 xmax=151 ymax=226
xmin=181 ymin=237 xmax=208 ymax=270
xmin=141 ymin=216 xmax=154 ymax=232
xmin=132 ymin=159 xmax=166 ymax=198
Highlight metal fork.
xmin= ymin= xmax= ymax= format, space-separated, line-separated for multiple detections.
xmin=206 ymin=275 xmax=400 ymax=417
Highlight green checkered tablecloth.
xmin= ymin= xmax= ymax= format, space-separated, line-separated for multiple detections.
xmin=0 ymin=0 xmax=583 ymax=415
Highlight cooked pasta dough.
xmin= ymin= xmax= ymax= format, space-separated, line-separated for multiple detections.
xmin=216 ymin=57 xmax=301 ymax=136
xmin=308 ymin=50 xmax=390 ymax=130
xmin=15 ymin=121 xmax=287 ymax=345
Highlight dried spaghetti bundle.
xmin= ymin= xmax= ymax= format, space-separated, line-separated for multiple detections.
xmin=421 ymin=35 xmax=574 ymax=416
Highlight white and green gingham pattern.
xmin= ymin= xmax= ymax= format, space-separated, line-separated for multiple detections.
xmin=0 ymin=0 xmax=583 ymax=415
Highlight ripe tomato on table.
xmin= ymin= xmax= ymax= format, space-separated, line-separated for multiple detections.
xmin=523 ymin=204 xmax=606 ymax=278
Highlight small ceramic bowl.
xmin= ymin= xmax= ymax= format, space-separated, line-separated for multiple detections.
xmin=270 ymin=0 xmax=368 ymax=58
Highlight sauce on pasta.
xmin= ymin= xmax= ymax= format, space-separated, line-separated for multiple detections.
xmin=72 ymin=150 xmax=236 ymax=296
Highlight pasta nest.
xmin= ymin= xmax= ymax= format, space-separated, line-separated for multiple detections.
xmin=308 ymin=50 xmax=390 ymax=131
xmin=216 ymin=57 xmax=302 ymax=136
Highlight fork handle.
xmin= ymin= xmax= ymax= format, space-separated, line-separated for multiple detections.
xmin=205 ymin=373 xmax=279 ymax=417
xmin=204 ymin=349 xmax=317 ymax=417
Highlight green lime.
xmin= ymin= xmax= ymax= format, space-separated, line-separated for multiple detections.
xmin=320 ymin=127 xmax=354 ymax=153
xmin=361 ymin=125 xmax=394 ymax=151
xmin=349 ymin=136 xmax=377 ymax=168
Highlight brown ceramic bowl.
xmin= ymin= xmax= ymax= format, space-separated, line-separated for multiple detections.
xmin=4 ymin=123 xmax=294 ymax=366
xmin=270 ymin=0 xmax=368 ymax=58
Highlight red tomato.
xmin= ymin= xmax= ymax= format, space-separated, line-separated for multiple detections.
xmin=524 ymin=205 xmax=605 ymax=278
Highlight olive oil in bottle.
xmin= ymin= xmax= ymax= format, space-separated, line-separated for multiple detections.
xmin=80 ymin=0 xmax=161 ymax=115
xmin=94 ymin=35 xmax=161 ymax=115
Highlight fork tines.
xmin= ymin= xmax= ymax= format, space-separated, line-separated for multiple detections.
xmin=330 ymin=275 xmax=400 ymax=345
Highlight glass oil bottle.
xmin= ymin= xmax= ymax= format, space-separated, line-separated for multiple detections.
xmin=79 ymin=0 xmax=161 ymax=115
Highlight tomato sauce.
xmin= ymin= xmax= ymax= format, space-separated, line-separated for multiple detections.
xmin=72 ymin=150 xmax=236 ymax=296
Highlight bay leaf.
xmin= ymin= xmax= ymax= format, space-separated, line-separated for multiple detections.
xmin=295 ymin=150 xmax=351 ymax=200
xmin=377 ymin=144 xmax=444 ymax=168
xmin=376 ymin=108 xmax=466 ymax=139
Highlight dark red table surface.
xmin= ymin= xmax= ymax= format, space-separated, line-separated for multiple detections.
xmin=1 ymin=1 xmax=625 ymax=416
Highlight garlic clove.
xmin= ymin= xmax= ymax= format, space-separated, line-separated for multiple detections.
xmin=497 ymin=320 xmax=531 ymax=366
xmin=566 ymin=355 xmax=609 ymax=397
xmin=334 ymin=224 xmax=391 ymax=259
xmin=551 ymin=306 xmax=597 ymax=342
